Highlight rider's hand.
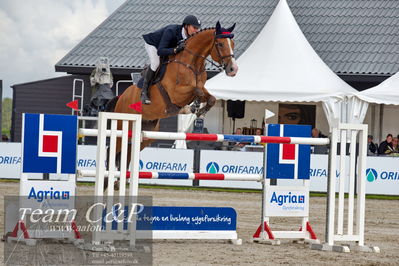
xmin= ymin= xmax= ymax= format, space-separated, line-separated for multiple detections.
xmin=174 ymin=42 xmax=185 ymax=54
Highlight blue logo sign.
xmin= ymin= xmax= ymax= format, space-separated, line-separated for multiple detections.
xmin=139 ymin=160 xmax=144 ymax=170
xmin=266 ymin=124 xmax=311 ymax=179
xmin=23 ymin=114 xmax=77 ymax=174
xmin=28 ymin=187 xmax=70 ymax=202
xmin=270 ymin=191 xmax=305 ymax=206
xmin=206 ymin=162 xmax=220 ymax=173
xmin=142 ymin=161 xmax=187 ymax=171
xmin=366 ymin=168 xmax=378 ymax=182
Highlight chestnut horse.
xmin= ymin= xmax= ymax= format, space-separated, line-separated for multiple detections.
xmin=105 ymin=22 xmax=237 ymax=184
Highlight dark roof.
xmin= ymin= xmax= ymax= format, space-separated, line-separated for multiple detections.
xmin=55 ymin=0 xmax=399 ymax=76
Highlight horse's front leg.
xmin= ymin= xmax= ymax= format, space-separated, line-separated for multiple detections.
xmin=196 ymin=87 xmax=216 ymax=117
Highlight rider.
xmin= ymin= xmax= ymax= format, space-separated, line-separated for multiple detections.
xmin=141 ymin=15 xmax=201 ymax=104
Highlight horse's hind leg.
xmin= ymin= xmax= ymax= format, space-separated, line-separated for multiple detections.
xmin=196 ymin=87 xmax=216 ymax=117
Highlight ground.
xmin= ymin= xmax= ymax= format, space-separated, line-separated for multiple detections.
xmin=0 ymin=182 xmax=398 ymax=265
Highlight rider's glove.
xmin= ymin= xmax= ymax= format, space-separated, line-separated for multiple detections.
xmin=174 ymin=42 xmax=185 ymax=54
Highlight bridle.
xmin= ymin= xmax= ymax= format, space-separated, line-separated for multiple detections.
xmin=213 ymin=35 xmax=235 ymax=70
xmin=163 ymin=30 xmax=235 ymax=88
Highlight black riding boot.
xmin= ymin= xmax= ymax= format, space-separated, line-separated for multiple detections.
xmin=141 ymin=69 xmax=155 ymax=105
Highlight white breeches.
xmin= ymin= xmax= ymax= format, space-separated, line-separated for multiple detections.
xmin=145 ymin=43 xmax=160 ymax=71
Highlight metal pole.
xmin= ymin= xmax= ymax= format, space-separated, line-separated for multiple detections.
xmin=192 ymin=143 xmax=200 ymax=187
xmin=379 ymin=104 xmax=384 ymax=143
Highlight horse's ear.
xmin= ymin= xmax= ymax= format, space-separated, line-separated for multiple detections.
xmin=227 ymin=23 xmax=236 ymax=32
xmin=215 ymin=21 xmax=221 ymax=33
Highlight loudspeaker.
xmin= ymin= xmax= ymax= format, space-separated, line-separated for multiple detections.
xmin=227 ymin=100 xmax=245 ymax=118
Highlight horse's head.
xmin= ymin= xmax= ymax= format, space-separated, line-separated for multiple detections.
xmin=210 ymin=21 xmax=238 ymax=77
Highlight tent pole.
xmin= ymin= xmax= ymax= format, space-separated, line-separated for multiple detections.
xmin=370 ymin=104 xmax=376 ymax=139
xmin=379 ymin=104 xmax=384 ymax=142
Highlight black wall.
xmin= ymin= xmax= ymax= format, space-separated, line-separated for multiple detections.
xmin=11 ymin=75 xmax=91 ymax=141
xmin=11 ymin=74 xmax=177 ymax=143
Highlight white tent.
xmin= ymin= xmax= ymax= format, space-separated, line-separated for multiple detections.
xmin=205 ymin=0 xmax=358 ymax=127
xmin=351 ymin=71 xmax=399 ymax=139
xmin=357 ymin=72 xmax=399 ymax=105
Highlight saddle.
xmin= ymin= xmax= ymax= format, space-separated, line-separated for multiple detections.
xmin=137 ymin=57 xmax=168 ymax=89
xmin=137 ymin=58 xmax=181 ymax=115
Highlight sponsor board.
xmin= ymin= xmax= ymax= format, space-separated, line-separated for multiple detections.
xmin=365 ymin=156 xmax=399 ymax=195
xmin=201 ymin=150 xmax=263 ymax=174
xmin=19 ymin=180 xmax=75 ymax=210
xmin=265 ymin=186 xmax=309 ymax=217
xmin=266 ymin=124 xmax=311 ymax=180
xmin=22 ymin=113 xmax=77 ymax=174
xmin=1 ymin=143 xmax=398 ymax=195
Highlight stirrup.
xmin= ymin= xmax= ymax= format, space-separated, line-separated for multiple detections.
xmin=141 ymin=93 xmax=151 ymax=105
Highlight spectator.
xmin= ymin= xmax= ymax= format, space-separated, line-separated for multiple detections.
xmin=253 ymin=128 xmax=265 ymax=146
xmin=234 ymin=128 xmax=242 ymax=135
xmin=311 ymin=128 xmax=327 ymax=138
xmin=378 ymin=134 xmax=393 ymax=155
xmin=392 ymin=137 xmax=399 ymax=154
xmin=367 ymin=135 xmax=378 ymax=155
xmin=230 ymin=128 xmax=245 ymax=151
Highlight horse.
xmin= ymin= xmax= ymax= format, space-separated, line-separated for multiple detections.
xmin=105 ymin=21 xmax=238 ymax=186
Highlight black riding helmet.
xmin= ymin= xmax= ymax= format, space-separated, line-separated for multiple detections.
xmin=183 ymin=15 xmax=201 ymax=28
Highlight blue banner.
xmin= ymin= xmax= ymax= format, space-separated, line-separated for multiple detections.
xmin=103 ymin=206 xmax=237 ymax=231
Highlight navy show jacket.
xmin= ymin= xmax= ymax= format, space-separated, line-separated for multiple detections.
xmin=143 ymin=24 xmax=184 ymax=56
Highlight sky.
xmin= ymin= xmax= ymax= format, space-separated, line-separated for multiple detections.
xmin=0 ymin=0 xmax=125 ymax=99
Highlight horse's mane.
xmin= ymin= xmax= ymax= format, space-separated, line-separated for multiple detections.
xmin=184 ymin=27 xmax=215 ymax=44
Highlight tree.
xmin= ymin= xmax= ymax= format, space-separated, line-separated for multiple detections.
xmin=2 ymin=98 xmax=12 ymax=136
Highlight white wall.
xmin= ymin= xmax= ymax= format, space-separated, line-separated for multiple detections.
xmin=382 ymin=105 xmax=399 ymax=140
xmin=203 ymin=101 xmax=223 ymax=133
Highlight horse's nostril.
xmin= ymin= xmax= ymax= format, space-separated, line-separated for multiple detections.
xmin=230 ymin=67 xmax=234 ymax=72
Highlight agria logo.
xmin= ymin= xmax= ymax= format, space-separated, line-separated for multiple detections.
xmin=366 ymin=168 xmax=378 ymax=182
xmin=206 ymin=162 xmax=220 ymax=174
xmin=139 ymin=160 xmax=144 ymax=170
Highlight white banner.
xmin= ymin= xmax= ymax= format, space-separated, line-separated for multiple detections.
xmin=199 ymin=150 xmax=263 ymax=189
xmin=0 ymin=143 xmax=22 ymax=179
xmin=139 ymin=148 xmax=194 ymax=186
xmin=0 ymin=144 xmax=194 ymax=185
xmin=365 ymin=156 xmax=399 ymax=195
xmin=265 ymin=186 xmax=309 ymax=217
xmin=1 ymin=143 xmax=398 ymax=195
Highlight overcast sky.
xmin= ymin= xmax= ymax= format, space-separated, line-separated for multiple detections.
xmin=0 ymin=0 xmax=125 ymax=99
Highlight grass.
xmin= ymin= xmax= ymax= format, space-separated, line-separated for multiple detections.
xmin=1 ymin=179 xmax=398 ymax=200
xmin=76 ymin=181 xmax=399 ymax=200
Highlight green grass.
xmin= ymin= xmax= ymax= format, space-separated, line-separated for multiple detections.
xmin=1 ymin=179 xmax=398 ymax=200
xmin=77 ymin=182 xmax=399 ymax=200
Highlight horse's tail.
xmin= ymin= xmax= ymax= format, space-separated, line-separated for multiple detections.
xmin=105 ymin=96 xmax=119 ymax=112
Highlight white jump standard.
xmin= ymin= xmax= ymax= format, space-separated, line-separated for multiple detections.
xmin=310 ymin=123 xmax=380 ymax=253
xmin=78 ymin=112 xmax=379 ymax=253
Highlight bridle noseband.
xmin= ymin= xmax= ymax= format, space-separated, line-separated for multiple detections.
xmin=213 ymin=38 xmax=235 ymax=70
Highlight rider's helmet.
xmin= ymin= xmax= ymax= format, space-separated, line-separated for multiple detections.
xmin=183 ymin=15 xmax=201 ymax=28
